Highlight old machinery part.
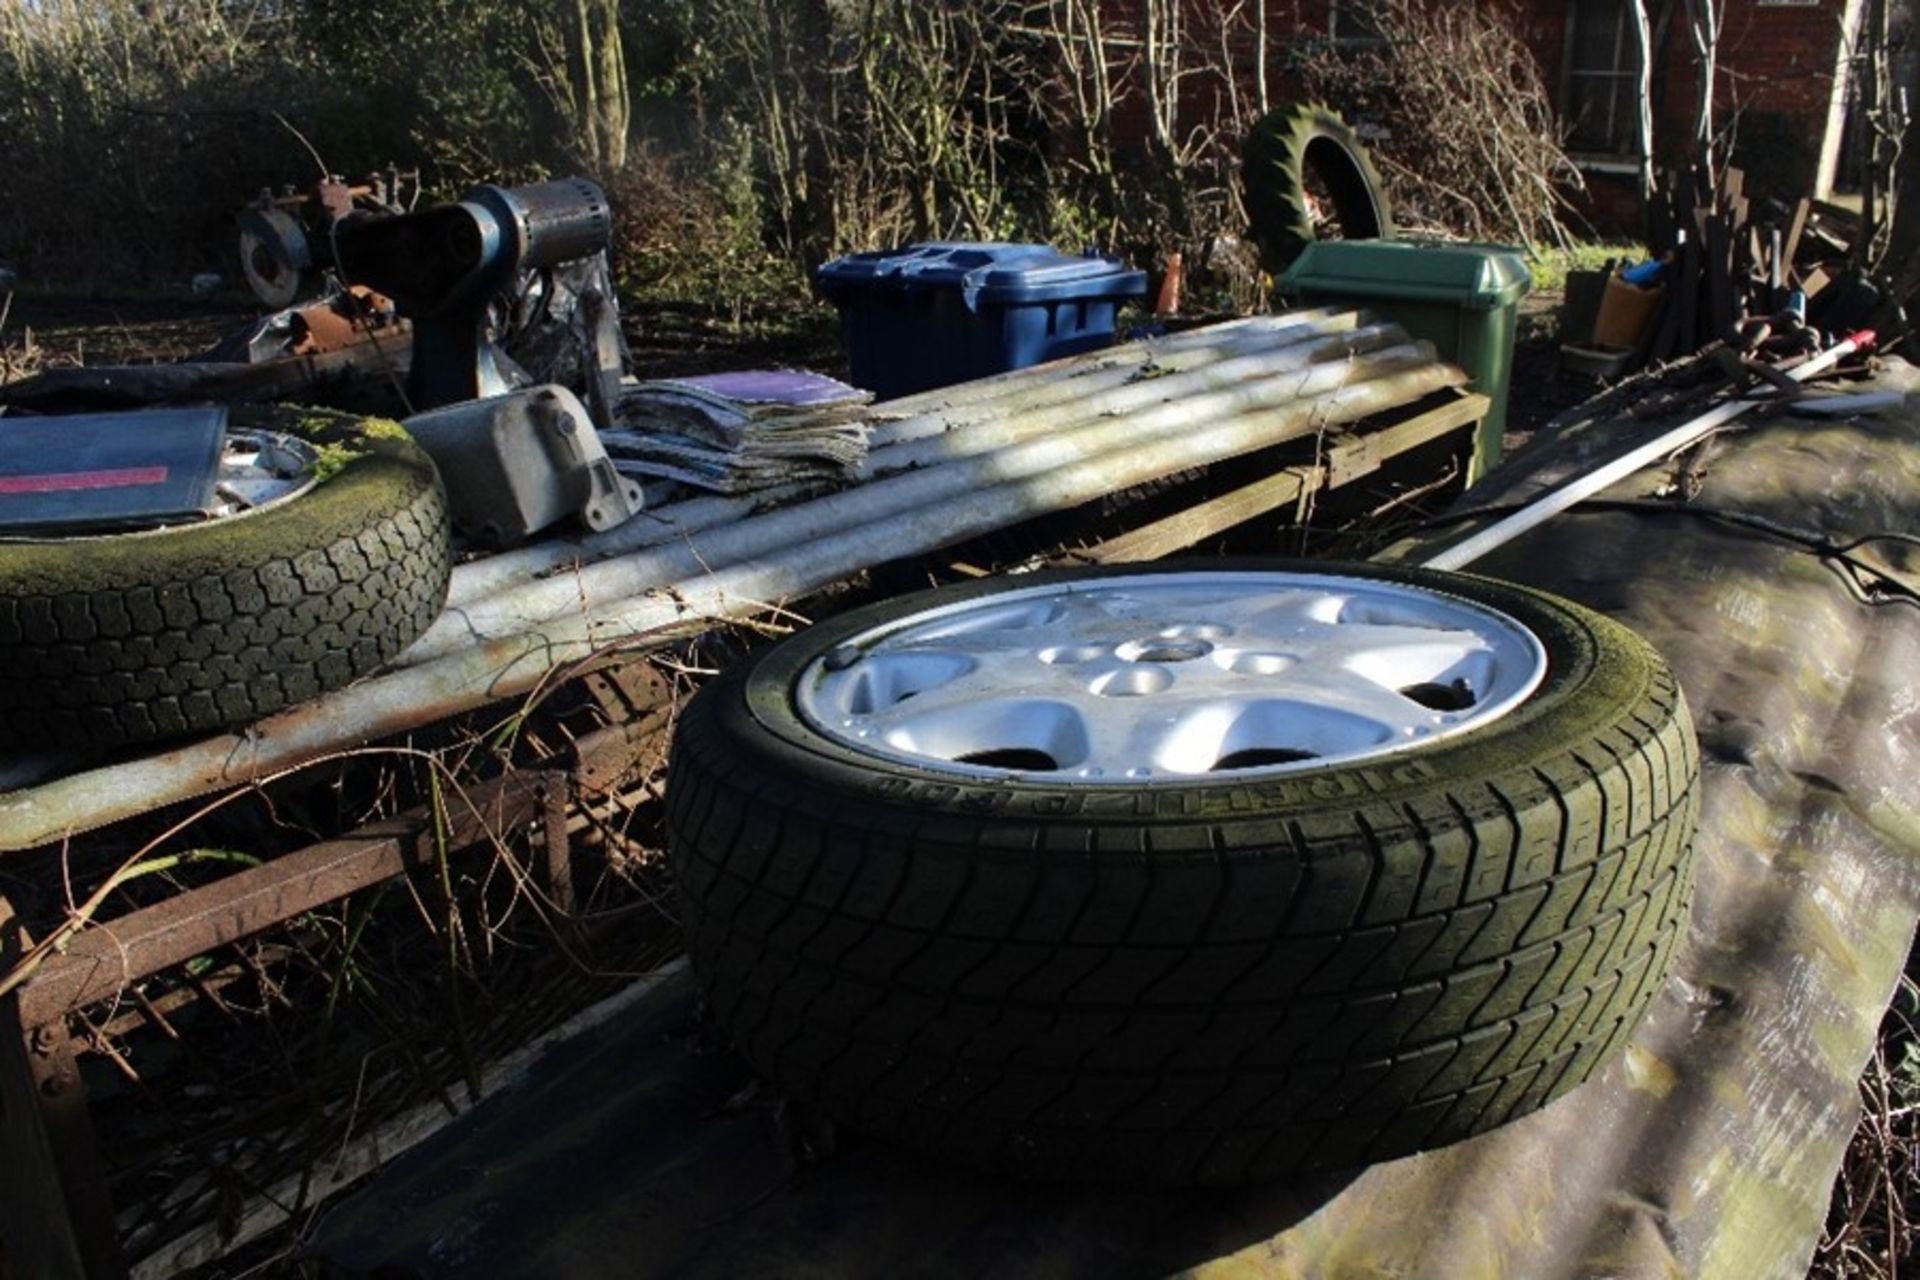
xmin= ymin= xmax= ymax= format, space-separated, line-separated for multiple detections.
xmin=401 ymin=384 xmax=641 ymax=548
xmin=332 ymin=179 xmax=615 ymax=412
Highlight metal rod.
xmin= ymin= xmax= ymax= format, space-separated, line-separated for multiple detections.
xmin=0 ymin=362 xmax=1461 ymax=851
xmin=447 ymin=312 xmax=1370 ymax=606
xmin=408 ymin=341 xmax=1434 ymax=662
xmin=1419 ymin=332 xmax=1875 ymax=572
xmin=867 ymin=310 xmax=1364 ymax=446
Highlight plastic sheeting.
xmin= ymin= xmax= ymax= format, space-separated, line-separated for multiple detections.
xmin=308 ymin=363 xmax=1920 ymax=1279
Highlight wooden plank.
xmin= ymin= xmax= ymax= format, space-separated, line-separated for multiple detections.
xmin=1676 ymin=236 xmax=1701 ymax=354
xmin=1706 ymin=214 xmax=1735 ymax=341
xmin=1075 ymin=393 xmax=1490 ymax=565
xmin=1074 ymin=468 xmax=1317 ymax=565
xmin=1768 ymin=226 xmax=1784 ymax=312
xmin=1649 ymin=282 xmax=1681 ymax=363
xmin=1782 ymin=197 xmax=1812 ymax=268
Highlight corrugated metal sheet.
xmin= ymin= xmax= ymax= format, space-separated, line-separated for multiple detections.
xmin=307 ymin=362 xmax=1920 ymax=1280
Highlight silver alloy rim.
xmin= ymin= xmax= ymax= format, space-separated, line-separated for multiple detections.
xmin=212 ymin=429 xmax=319 ymax=518
xmin=795 ymin=571 xmax=1549 ymax=782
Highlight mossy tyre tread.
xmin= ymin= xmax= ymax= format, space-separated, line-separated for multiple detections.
xmin=0 ymin=406 xmax=451 ymax=750
xmin=667 ymin=561 xmax=1699 ymax=1187
xmin=1243 ymin=101 xmax=1394 ymax=276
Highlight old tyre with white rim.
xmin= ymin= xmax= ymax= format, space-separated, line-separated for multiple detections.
xmin=668 ymin=560 xmax=1698 ymax=1185
xmin=0 ymin=405 xmax=450 ymax=751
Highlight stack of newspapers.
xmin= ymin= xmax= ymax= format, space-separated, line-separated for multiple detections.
xmin=600 ymin=370 xmax=872 ymax=494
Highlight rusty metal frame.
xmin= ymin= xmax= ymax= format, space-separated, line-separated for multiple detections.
xmin=0 ymin=768 xmax=570 ymax=1280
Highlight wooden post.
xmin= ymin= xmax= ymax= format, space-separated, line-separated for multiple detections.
xmin=1882 ymin=0 xmax=1920 ymax=305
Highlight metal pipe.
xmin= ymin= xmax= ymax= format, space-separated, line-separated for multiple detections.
xmin=1420 ymin=331 xmax=1875 ymax=571
xmin=867 ymin=322 xmax=1400 ymax=460
xmin=871 ymin=308 xmax=1348 ymax=418
xmin=449 ymin=312 xmax=1370 ymax=606
xmin=0 ymin=361 xmax=1461 ymax=850
xmin=410 ymin=341 xmax=1435 ymax=661
xmin=447 ymin=486 xmax=815 ymax=606
xmin=447 ymin=320 xmax=1402 ymax=609
xmin=868 ymin=311 xmax=1364 ymax=446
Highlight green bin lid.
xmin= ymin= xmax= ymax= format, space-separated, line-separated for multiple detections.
xmin=1278 ymin=239 xmax=1532 ymax=310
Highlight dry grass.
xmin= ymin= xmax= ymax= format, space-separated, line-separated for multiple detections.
xmin=0 ymin=293 xmax=57 ymax=385
xmin=1815 ymin=971 xmax=1920 ymax=1278
xmin=1293 ymin=0 xmax=1585 ymax=252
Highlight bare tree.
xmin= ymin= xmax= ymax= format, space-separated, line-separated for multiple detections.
xmin=1885 ymin=0 xmax=1920 ymax=306
xmin=531 ymin=0 xmax=631 ymax=174
xmin=1035 ymin=0 xmax=1130 ymax=236
xmin=1297 ymin=0 xmax=1583 ymax=251
xmin=1630 ymin=0 xmax=1656 ymax=200
xmin=1682 ymin=0 xmax=1724 ymax=165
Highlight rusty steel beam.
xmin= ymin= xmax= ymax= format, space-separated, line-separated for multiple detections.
xmin=541 ymin=775 xmax=575 ymax=915
xmin=0 ymin=768 xmax=567 ymax=1280
xmin=572 ymin=664 xmax=677 ymax=799
xmin=15 ymin=771 xmax=556 ymax=1033
xmin=0 ymin=900 xmax=126 ymax=1280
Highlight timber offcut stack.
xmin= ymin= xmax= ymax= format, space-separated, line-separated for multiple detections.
xmin=1565 ymin=164 xmax=1893 ymax=378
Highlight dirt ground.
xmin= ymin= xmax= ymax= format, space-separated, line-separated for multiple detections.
xmin=0 ymin=291 xmax=851 ymax=389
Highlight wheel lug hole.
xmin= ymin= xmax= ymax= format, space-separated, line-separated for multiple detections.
xmin=1120 ymin=638 xmax=1212 ymax=664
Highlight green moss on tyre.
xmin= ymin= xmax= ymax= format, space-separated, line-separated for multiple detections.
xmin=0 ymin=406 xmax=452 ymax=751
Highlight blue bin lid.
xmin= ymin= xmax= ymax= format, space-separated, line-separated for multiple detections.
xmin=817 ymin=242 xmax=1146 ymax=310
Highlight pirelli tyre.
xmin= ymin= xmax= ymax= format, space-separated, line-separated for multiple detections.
xmin=0 ymin=406 xmax=451 ymax=750
xmin=1243 ymin=101 xmax=1394 ymax=276
xmin=668 ymin=561 xmax=1699 ymax=1187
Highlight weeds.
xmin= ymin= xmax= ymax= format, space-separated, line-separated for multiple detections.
xmin=1815 ymin=969 xmax=1920 ymax=1278
xmin=1528 ymin=242 xmax=1643 ymax=296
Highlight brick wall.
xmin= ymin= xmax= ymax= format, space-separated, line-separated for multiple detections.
xmin=1098 ymin=0 xmax=1856 ymax=235
xmin=1523 ymin=0 xmax=1854 ymax=225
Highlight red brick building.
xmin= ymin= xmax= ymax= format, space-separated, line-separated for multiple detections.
xmin=1474 ymin=0 xmax=1862 ymax=224
xmin=1103 ymin=0 xmax=1880 ymax=232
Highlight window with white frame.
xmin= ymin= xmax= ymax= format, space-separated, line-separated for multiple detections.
xmin=1329 ymin=0 xmax=1385 ymax=44
xmin=1563 ymin=0 xmax=1643 ymax=156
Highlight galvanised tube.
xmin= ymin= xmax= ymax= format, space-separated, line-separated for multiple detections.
xmin=448 ymin=312 xmax=1371 ymax=606
xmin=411 ymin=340 xmax=1436 ymax=661
xmin=0 ymin=360 xmax=1463 ymax=850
